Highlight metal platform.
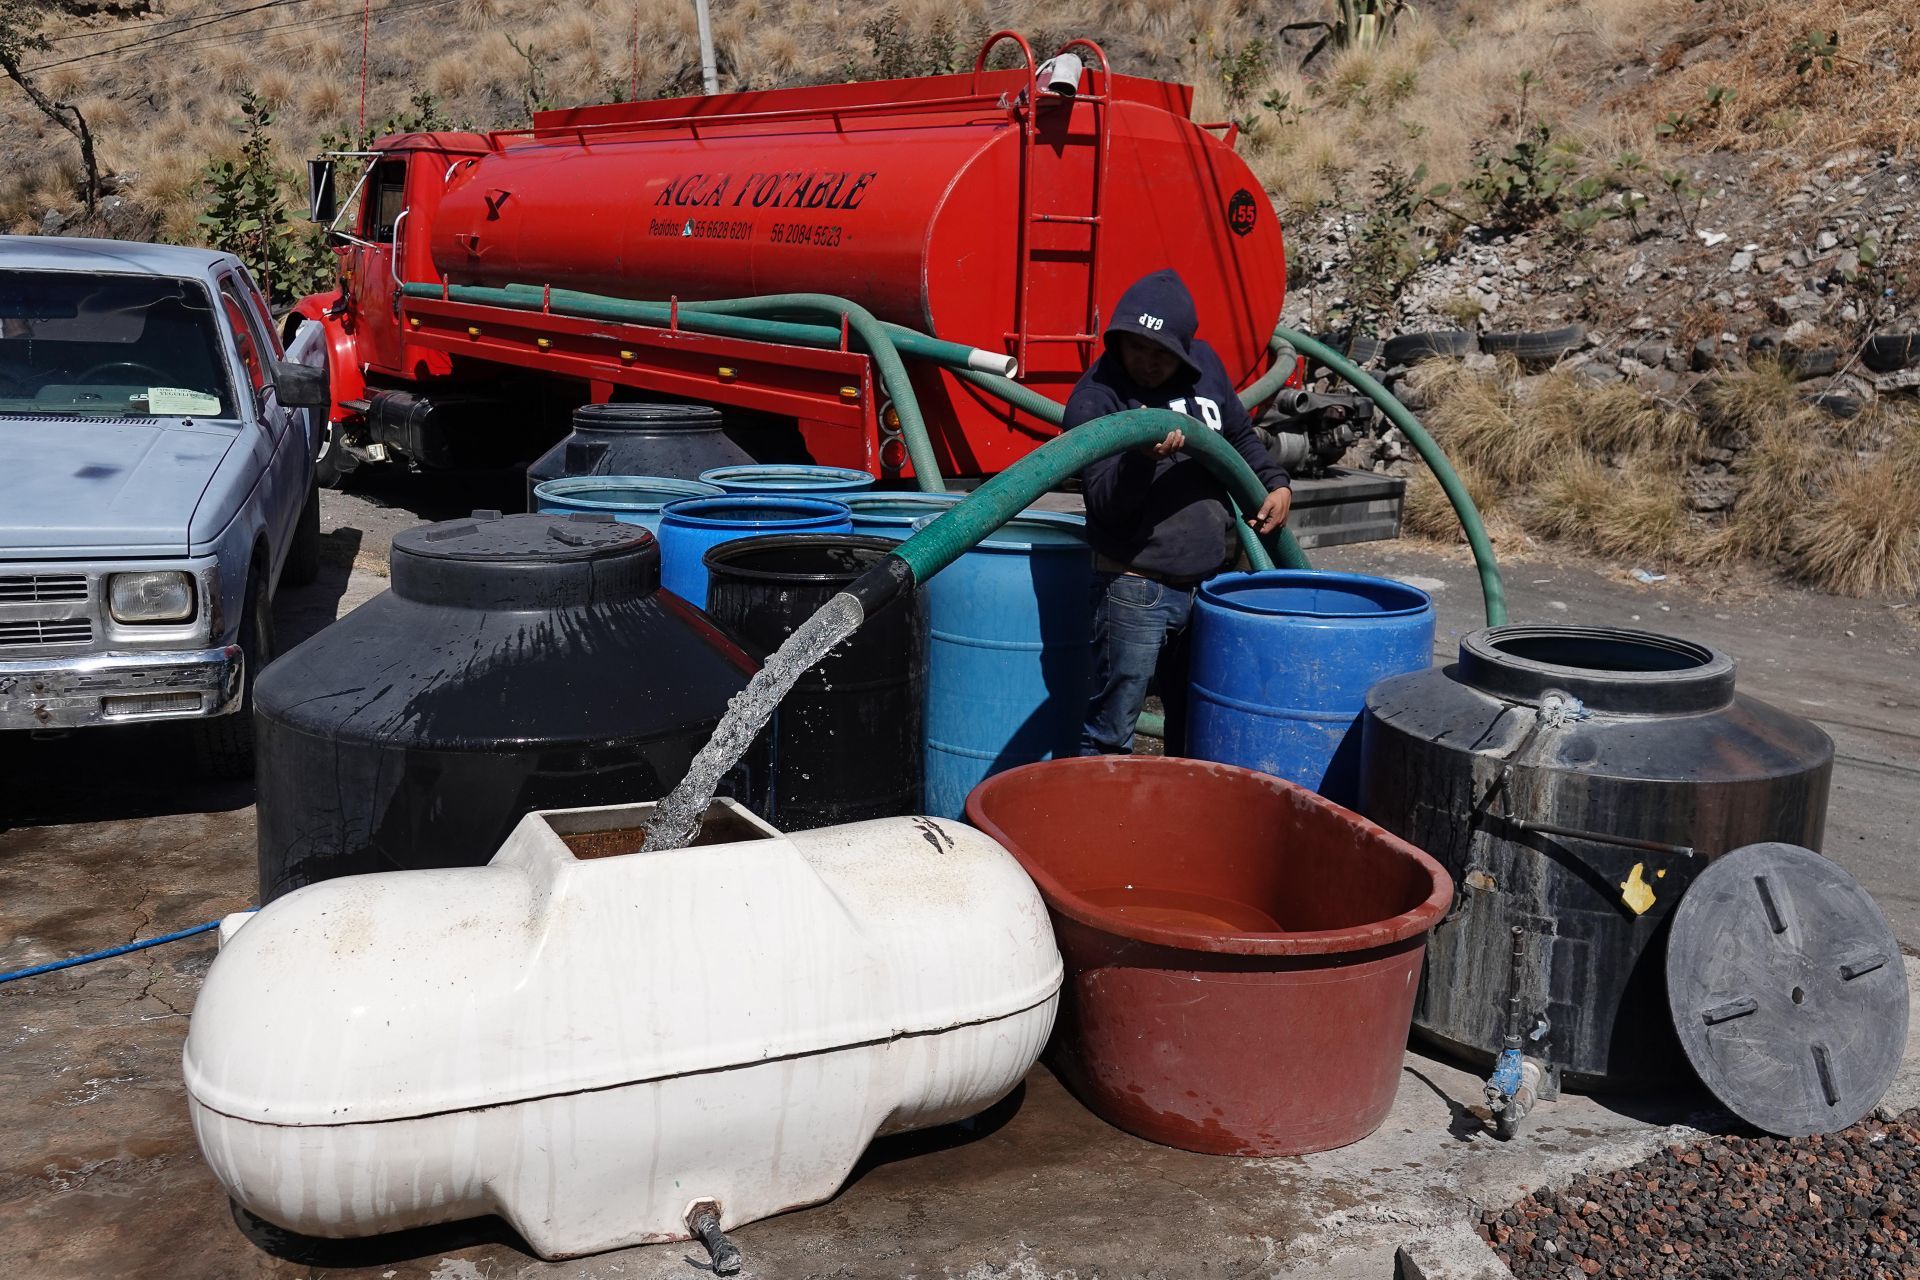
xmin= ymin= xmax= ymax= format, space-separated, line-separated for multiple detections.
xmin=1287 ymin=467 xmax=1406 ymax=550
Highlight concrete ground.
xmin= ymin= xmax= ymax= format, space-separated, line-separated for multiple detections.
xmin=2 ymin=474 xmax=1916 ymax=1280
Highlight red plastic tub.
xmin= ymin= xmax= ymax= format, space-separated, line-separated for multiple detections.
xmin=966 ymin=755 xmax=1451 ymax=1155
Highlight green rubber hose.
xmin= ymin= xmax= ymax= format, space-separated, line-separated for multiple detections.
xmin=409 ymin=283 xmax=1495 ymax=618
xmin=1237 ymin=336 xmax=1299 ymax=412
xmin=954 ymin=366 xmax=1304 ymax=571
xmin=1267 ymin=327 xmax=1507 ymax=626
xmin=486 ymin=283 xmax=1002 ymax=373
xmin=956 ymin=365 xmax=1063 ymax=423
xmin=411 ymin=282 xmax=950 ymax=493
xmin=653 ymin=293 xmax=947 ymax=494
xmin=887 ymin=408 xmax=1284 ymax=586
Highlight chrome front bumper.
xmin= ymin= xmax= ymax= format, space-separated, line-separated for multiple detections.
xmin=0 ymin=645 xmax=243 ymax=730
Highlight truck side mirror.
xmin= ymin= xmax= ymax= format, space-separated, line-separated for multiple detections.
xmin=307 ymin=159 xmax=337 ymax=224
xmin=271 ymin=360 xmax=330 ymax=409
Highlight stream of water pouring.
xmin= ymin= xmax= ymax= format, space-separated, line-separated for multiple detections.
xmin=641 ymin=592 xmax=868 ymax=852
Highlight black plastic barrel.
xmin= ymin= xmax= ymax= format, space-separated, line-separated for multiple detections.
xmin=1360 ymin=624 xmax=1833 ymax=1086
xmin=253 ymin=511 xmax=767 ymax=902
xmin=525 ymin=402 xmax=752 ymax=506
xmin=703 ymin=534 xmax=925 ymax=831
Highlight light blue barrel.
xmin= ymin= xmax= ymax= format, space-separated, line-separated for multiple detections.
xmin=916 ymin=510 xmax=1092 ymax=819
xmin=1188 ymin=570 xmax=1434 ymax=809
xmin=532 ymin=475 xmax=722 ymax=535
xmin=844 ymin=490 xmax=970 ymax=540
xmin=656 ymin=495 xmax=852 ymax=607
xmin=699 ymin=464 xmax=878 ymax=497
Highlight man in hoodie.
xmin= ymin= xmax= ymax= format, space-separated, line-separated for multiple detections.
xmin=1066 ymin=269 xmax=1292 ymax=756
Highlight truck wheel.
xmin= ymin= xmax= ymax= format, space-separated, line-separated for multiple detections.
xmin=193 ymin=568 xmax=273 ymax=780
xmin=284 ymin=481 xmax=322 ymax=587
xmin=313 ymin=418 xmax=354 ymax=489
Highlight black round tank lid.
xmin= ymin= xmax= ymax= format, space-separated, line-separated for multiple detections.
xmin=1459 ymin=624 xmax=1735 ymax=714
xmin=390 ymin=510 xmax=659 ymax=609
xmin=572 ymin=402 xmax=722 ymax=431
xmin=1666 ymin=842 xmax=1907 ymax=1136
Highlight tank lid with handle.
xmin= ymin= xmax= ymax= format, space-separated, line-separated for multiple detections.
xmin=391 ymin=510 xmax=660 ymax=609
xmin=1665 ymin=842 xmax=1908 ymax=1136
xmin=1458 ymin=624 xmax=1735 ymax=715
xmin=571 ymin=402 xmax=724 ymax=432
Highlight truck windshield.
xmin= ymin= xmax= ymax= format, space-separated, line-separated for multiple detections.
xmin=0 ymin=271 xmax=236 ymax=420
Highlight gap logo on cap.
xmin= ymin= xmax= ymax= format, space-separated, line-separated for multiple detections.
xmin=1136 ymin=313 xmax=1164 ymax=330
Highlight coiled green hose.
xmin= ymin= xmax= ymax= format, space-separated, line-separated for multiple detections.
xmin=410 ymin=282 xmax=950 ymax=492
xmin=402 ymin=281 xmax=1502 ymax=622
xmin=1264 ymin=328 xmax=1507 ymax=626
xmin=953 ymin=366 xmax=1304 ymax=571
xmin=884 ymin=408 xmax=1283 ymax=587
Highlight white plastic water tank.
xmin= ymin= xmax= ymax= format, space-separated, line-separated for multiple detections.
xmin=184 ymin=800 xmax=1062 ymax=1259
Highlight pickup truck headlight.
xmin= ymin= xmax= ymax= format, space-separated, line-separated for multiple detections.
xmin=108 ymin=571 xmax=197 ymax=623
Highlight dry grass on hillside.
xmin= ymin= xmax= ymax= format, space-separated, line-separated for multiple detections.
xmin=1408 ymin=358 xmax=1710 ymax=563
xmin=1791 ymin=449 xmax=1920 ymax=597
xmin=3 ymin=0 xmax=1697 ymax=235
xmin=1404 ymin=356 xmax=1920 ymax=596
xmin=8 ymin=0 xmax=1911 ymax=236
xmin=1226 ymin=0 xmax=1678 ymax=210
xmin=1403 ymin=459 xmax=1515 ymax=544
xmin=1645 ymin=0 xmax=1920 ymax=162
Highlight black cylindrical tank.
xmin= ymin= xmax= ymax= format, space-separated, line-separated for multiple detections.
xmin=702 ymin=534 xmax=925 ymax=831
xmin=524 ymin=402 xmax=753 ymax=505
xmin=254 ymin=511 xmax=766 ymax=902
xmin=1360 ymin=624 xmax=1833 ymax=1086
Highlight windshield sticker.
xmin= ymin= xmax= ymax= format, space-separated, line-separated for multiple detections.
xmin=146 ymin=387 xmax=223 ymax=416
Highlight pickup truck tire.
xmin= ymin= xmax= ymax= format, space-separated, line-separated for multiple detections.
xmin=193 ymin=567 xmax=272 ymax=780
xmin=283 ymin=481 xmax=322 ymax=587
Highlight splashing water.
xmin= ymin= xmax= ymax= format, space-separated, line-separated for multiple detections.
xmin=641 ymin=591 xmax=867 ymax=852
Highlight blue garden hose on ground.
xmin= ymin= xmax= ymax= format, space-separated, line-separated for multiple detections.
xmin=0 ymin=914 xmax=248 ymax=985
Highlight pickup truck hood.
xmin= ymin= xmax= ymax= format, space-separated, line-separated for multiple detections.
xmin=0 ymin=416 xmax=238 ymax=557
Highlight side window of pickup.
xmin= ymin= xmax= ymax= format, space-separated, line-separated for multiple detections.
xmin=363 ymin=163 xmax=407 ymax=243
xmin=236 ymin=267 xmax=284 ymax=357
xmin=218 ymin=280 xmax=270 ymax=401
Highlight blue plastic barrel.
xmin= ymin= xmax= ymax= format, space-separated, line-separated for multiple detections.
xmin=917 ymin=510 xmax=1092 ymax=819
xmin=844 ymin=490 xmax=970 ymax=540
xmin=699 ymin=464 xmax=878 ymax=497
xmin=656 ymin=495 xmax=852 ymax=607
xmin=1188 ymin=570 xmax=1434 ymax=808
xmin=532 ymin=475 xmax=722 ymax=534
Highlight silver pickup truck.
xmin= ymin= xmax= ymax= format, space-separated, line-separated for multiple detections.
xmin=0 ymin=238 xmax=328 ymax=775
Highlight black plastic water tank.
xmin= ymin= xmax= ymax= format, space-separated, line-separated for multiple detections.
xmin=524 ymin=402 xmax=753 ymax=506
xmin=702 ymin=534 xmax=925 ymax=831
xmin=254 ymin=511 xmax=766 ymax=902
xmin=1360 ymin=624 xmax=1833 ymax=1087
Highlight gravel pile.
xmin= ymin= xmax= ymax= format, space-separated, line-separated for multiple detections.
xmin=1482 ymin=1113 xmax=1920 ymax=1279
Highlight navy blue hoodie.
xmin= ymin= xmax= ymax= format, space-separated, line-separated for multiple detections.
xmin=1066 ymin=270 xmax=1289 ymax=581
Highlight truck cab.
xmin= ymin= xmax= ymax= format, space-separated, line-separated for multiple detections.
xmin=0 ymin=237 xmax=329 ymax=775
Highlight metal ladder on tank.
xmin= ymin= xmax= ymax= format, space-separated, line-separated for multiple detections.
xmin=974 ymin=34 xmax=1113 ymax=378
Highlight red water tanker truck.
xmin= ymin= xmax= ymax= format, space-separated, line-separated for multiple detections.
xmin=292 ymin=33 xmax=1303 ymax=485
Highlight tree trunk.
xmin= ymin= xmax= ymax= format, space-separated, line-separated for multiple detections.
xmin=0 ymin=53 xmax=103 ymax=217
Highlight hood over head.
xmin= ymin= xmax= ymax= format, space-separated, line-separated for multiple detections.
xmin=1103 ymin=269 xmax=1201 ymax=378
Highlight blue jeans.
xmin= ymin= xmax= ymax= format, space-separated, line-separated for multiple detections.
xmin=1081 ymin=572 xmax=1196 ymax=756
